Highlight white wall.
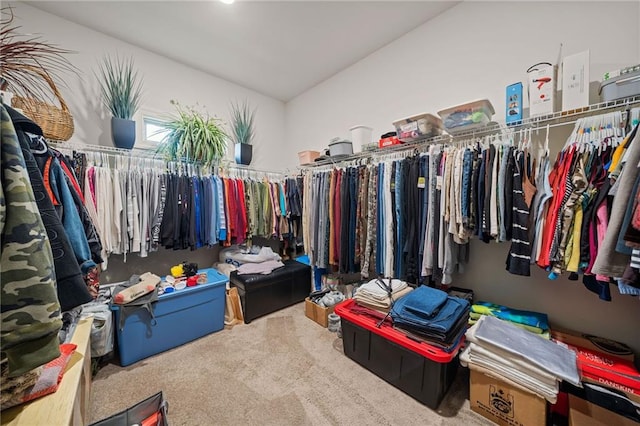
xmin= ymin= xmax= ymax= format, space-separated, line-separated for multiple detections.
xmin=286 ymin=1 xmax=640 ymax=353
xmin=11 ymin=2 xmax=286 ymax=170
xmin=286 ymin=1 xmax=640 ymax=165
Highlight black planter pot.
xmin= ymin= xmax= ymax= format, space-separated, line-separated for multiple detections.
xmin=235 ymin=143 xmax=253 ymax=165
xmin=111 ymin=117 xmax=136 ymax=150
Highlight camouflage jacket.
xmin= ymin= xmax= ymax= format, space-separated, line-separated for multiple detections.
xmin=0 ymin=104 xmax=62 ymax=377
xmin=7 ymin=105 xmax=92 ymax=312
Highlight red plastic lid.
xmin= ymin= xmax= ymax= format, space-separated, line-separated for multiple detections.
xmin=334 ymin=299 xmax=463 ymax=363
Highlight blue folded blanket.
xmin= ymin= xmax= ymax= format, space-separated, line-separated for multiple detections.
xmin=391 ymin=285 xmax=470 ymax=334
xmin=402 ymin=285 xmax=448 ymax=318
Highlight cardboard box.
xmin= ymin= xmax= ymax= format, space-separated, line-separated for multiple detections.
xmin=528 ymin=63 xmax=557 ymax=117
xmin=568 ymin=394 xmax=637 ymax=426
xmin=562 ymin=50 xmax=590 ymax=111
xmin=551 ymin=327 xmax=640 ymax=395
xmin=506 ymin=82 xmax=523 ymax=126
xmin=304 ymin=298 xmax=334 ymax=328
xmin=550 ymin=327 xmax=634 ymax=362
xmin=469 ymin=369 xmax=547 ymax=426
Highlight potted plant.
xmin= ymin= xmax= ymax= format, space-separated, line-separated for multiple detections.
xmin=159 ymin=100 xmax=228 ymax=167
xmin=96 ymin=53 xmax=143 ymax=149
xmin=230 ymin=100 xmax=256 ymax=165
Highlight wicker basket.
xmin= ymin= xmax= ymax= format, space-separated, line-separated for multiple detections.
xmin=12 ymin=70 xmax=74 ymax=141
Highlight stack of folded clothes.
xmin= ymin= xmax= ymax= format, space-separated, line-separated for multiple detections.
xmin=460 ymin=315 xmax=580 ymax=403
xmin=469 ymin=302 xmax=550 ymax=338
xmin=390 ymin=285 xmax=470 ymax=352
xmin=352 ymin=278 xmax=412 ymax=314
xmin=219 ymin=245 xmax=284 ymax=275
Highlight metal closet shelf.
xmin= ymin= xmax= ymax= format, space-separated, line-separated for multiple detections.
xmin=47 ymin=140 xmax=283 ymax=177
xmin=303 ymin=95 xmax=640 ymax=168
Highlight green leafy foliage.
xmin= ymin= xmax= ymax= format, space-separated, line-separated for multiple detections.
xmin=229 ymin=100 xmax=256 ymax=145
xmin=158 ymin=100 xmax=228 ymax=166
xmin=96 ymin=54 xmax=143 ymax=120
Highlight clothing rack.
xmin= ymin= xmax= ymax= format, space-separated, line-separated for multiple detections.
xmin=219 ymin=162 xmax=284 ymax=181
xmin=48 ymin=140 xmax=284 ymax=178
xmin=303 ymin=95 xmax=640 ymax=169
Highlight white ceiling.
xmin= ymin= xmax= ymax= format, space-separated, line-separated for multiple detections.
xmin=25 ymin=1 xmax=458 ymax=101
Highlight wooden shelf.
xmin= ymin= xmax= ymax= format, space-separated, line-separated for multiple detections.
xmin=1 ymin=317 xmax=93 ymax=426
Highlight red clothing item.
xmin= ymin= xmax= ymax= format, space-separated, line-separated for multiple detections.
xmin=88 ymin=167 xmax=97 ymax=209
xmin=236 ymin=179 xmax=248 ymax=244
xmin=538 ymin=148 xmax=575 ymax=268
xmin=59 ymin=159 xmax=85 ymax=204
xmin=223 ymin=178 xmax=234 ymax=246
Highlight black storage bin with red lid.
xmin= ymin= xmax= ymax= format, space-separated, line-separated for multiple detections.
xmin=335 ymin=299 xmax=462 ymax=409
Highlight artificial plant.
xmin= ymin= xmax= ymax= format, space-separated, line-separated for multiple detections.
xmin=95 ymin=53 xmax=143 ymax=120
xmin=159 ymin=100 xmax=228 ymax=166
xmin=229 ymin=100 xmax=256 ymax=145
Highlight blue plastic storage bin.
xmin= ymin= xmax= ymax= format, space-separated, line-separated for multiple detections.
xmin=112 ymin=268 xmax=227 ymax=366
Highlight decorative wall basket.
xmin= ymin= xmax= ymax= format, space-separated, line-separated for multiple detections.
xmin=12 ymin=70 xmax=74 ymax=141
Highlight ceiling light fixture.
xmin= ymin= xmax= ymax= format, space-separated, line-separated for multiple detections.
xmin=220 ymin=0 xmax=235 ymax=4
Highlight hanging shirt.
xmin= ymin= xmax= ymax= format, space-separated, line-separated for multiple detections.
xmin=214 ymin=175 xmax=227 ymax=242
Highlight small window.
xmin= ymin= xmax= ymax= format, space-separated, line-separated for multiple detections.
xmin=142 ymin=116 xmax=171 ymax=144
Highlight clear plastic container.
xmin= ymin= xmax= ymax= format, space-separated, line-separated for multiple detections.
xmin=392 ymin=113 xmax=443 ymax=142
xmin=438 ymin=99 xmax=495 ymax=133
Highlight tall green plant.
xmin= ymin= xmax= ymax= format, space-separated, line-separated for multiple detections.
xmin=96 ymin=54 xmax=143 ymax=120
xmin=159 ymin=100 xmax=228 ymax=167
xmin=229 ymin=100 xmax=256 ymax=145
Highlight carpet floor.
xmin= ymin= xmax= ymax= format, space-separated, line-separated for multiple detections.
xmin=89 ymin=303 xmax=493 ymax=425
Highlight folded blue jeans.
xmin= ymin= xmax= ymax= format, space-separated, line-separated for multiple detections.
xmin=391 ymin=285 xmax=469 ymax=333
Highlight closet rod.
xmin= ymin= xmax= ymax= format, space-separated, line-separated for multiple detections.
xmin=48 ymin=140 xmax=163 ymax=159
xmin=219 ymin=162 xmax=284 ymax=176
xmin=303 ymin=95 xmax=640 ymax=169
xmin=49 ymin=140 xmax=284 ymax=176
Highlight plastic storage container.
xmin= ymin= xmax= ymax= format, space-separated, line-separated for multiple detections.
xmin=349 ymin=125 xmax=373 ymax=153
xmin=599 ymin=69 xmax=640 ymax=102
xmin=328 ymin=139 xmax=353 ymax=157
xmin=335 ymin=299 xmax=462 ymax=409
xmin=438 ymin=99 xmax=495 ymax=134
xmin=298 ymin=150 xmax=320 ymax=165
xmin=113 ymin=268 xmax=227 ymax=366
xmin=392 ymin=113 xmax=443 ymax=142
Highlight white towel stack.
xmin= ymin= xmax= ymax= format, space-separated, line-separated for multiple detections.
xmin=460 ymin=315 xmax=579 ymax=403
xmin=353 ymin=278 xmax=412 ymax=312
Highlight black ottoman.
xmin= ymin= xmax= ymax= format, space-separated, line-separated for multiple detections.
xmin=230 ymin=260 xmax=311 ymax=323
